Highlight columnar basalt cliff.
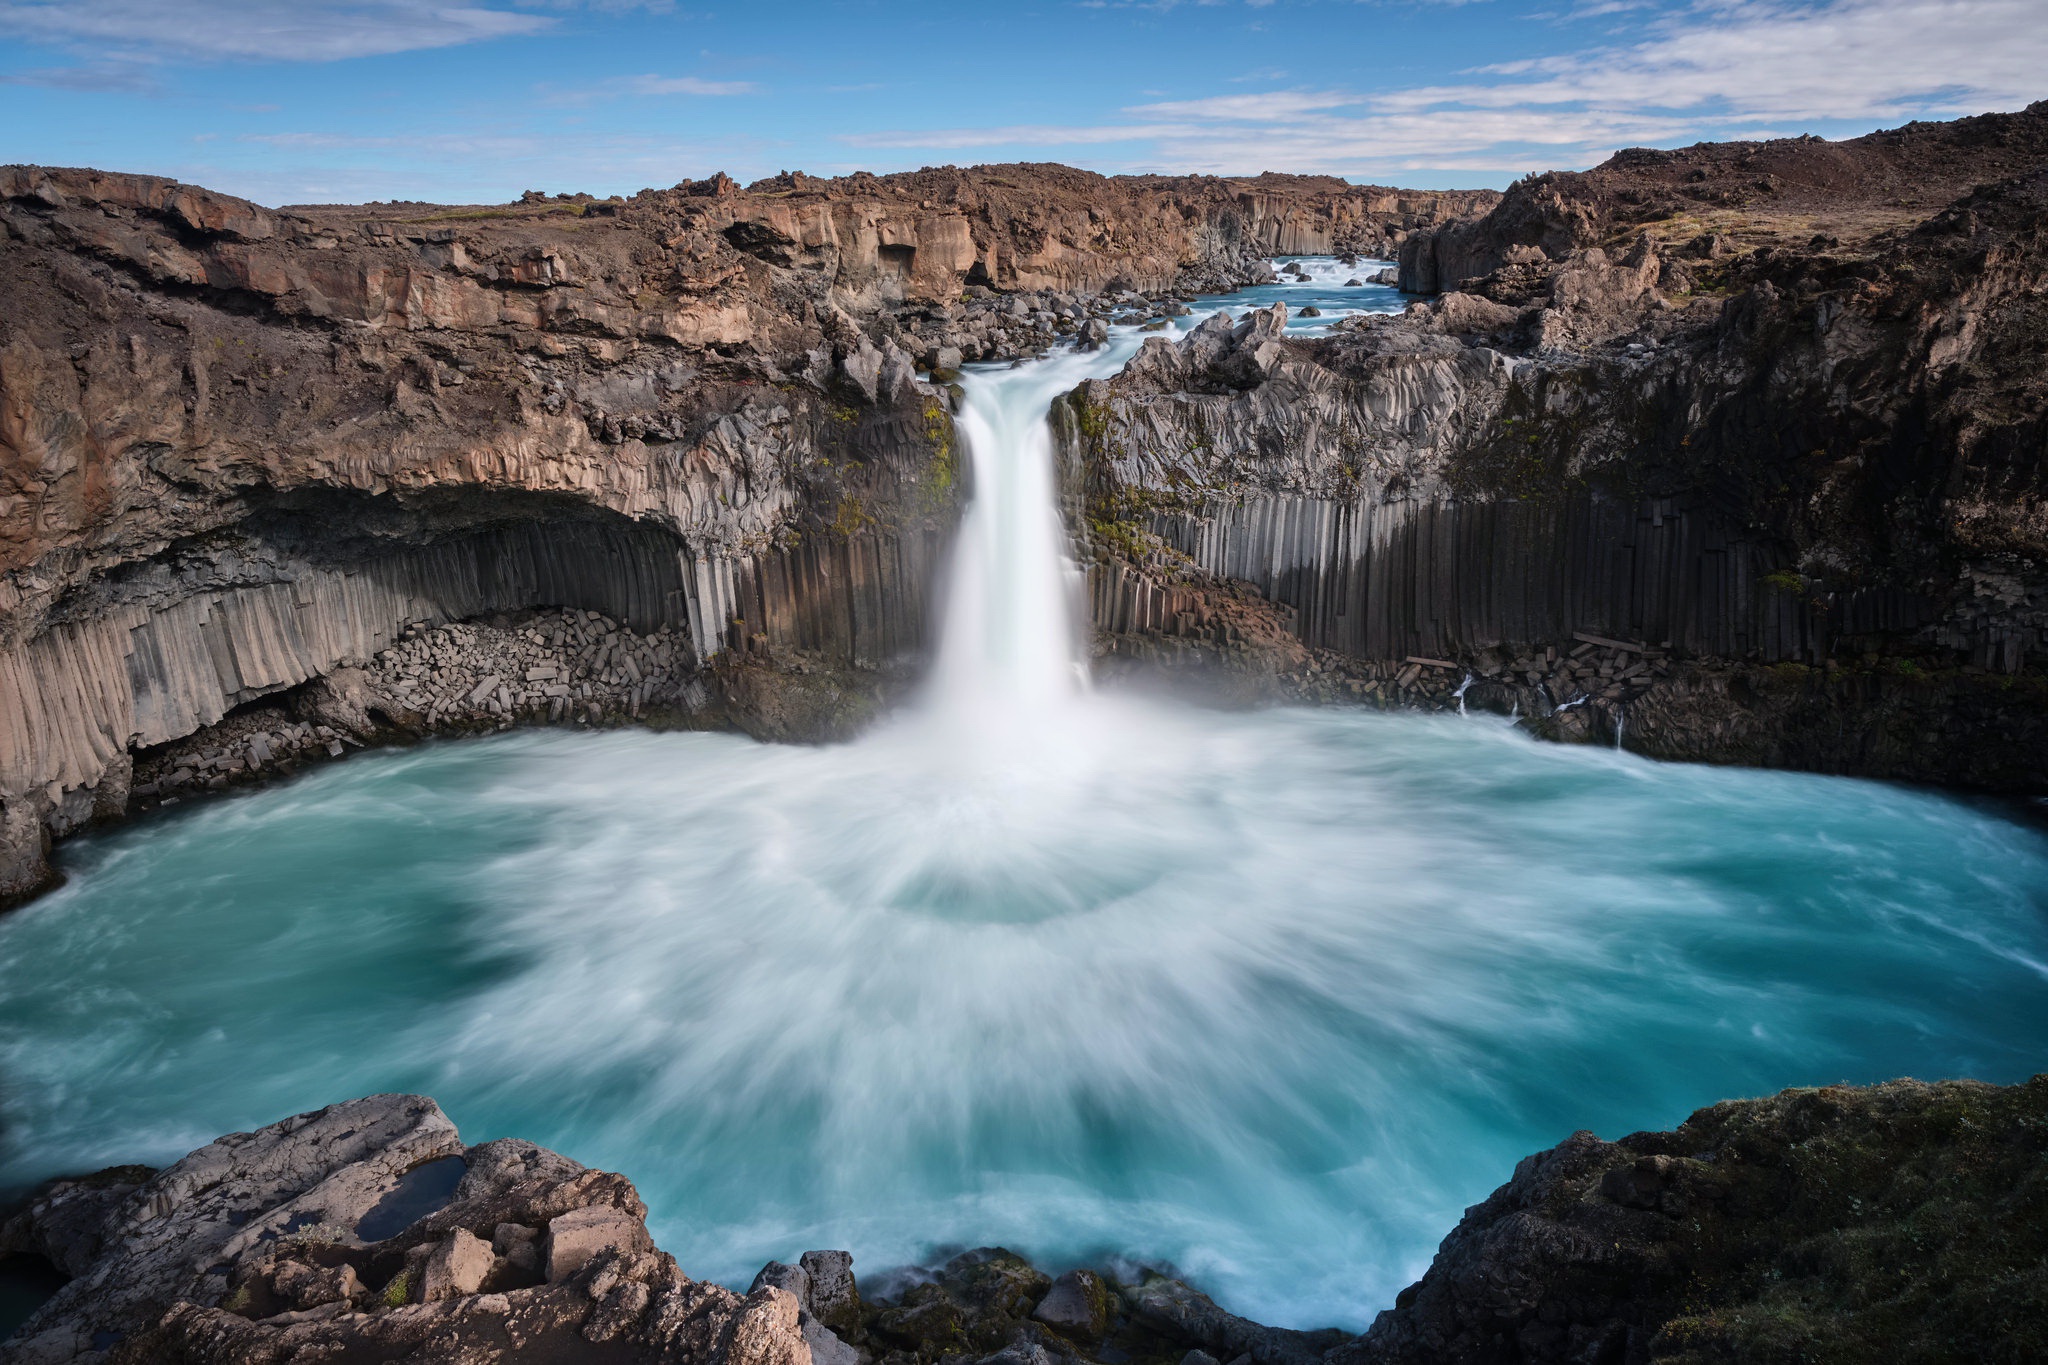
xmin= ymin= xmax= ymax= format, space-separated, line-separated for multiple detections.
xmin=1058 ymin=104 xmax=2048 ymax=785
xmin=0 ymin=162 xmax=1494 ymax=902
xmin=3 ymin=1076 xmax=2040 ymax=1363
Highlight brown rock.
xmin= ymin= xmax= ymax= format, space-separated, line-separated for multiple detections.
xmin=421 ymin=1227 xmax=493 ymax=1301
xmin=543 ymin=1203 xmax=651 ymax=1282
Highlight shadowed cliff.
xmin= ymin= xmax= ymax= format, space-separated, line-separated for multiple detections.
xmin=1056 ymin=104 xmax=2048 ymax=786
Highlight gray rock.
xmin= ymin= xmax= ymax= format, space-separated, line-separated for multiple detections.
xmin=750 ymin=1258 xmax=811 ymax=1303
xmin=799 ymin=1248 xmax=862 ymax=1335
xmin=1 ymin=1094 xmax=814 ymax=1365
xmin=1119 ymin=1275 xmax=1331 ymax=1365
xmin=1031 ymin=1267 xmax=1112 ymax=1340
xmin=802 ymin=1314 xmax=860 ymax=1365
xmin=2 ymin=1094 xmax=460 ymax=1361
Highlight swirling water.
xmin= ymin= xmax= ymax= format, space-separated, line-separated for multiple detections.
xmin=1 ymin=263 xmax=2045 ymax=1331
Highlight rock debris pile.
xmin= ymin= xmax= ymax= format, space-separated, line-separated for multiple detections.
xmin=363 ymin=610 xmax=697 ymax=729
xmin=129 ymin=610 xmax=701 ymax=810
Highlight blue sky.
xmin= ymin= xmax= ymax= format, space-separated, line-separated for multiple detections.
xmin=1 ymin=0 xmax=2042 ymax=205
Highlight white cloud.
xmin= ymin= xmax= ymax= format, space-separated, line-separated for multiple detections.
xmin=1129 ymin=90 xmax=1366 ymax=121
xmin=622 ymin=74 xmax=754 ymax=96
xmin=0 ymin=0 xmax=554 ymax=63
xmin=1380 ymin=0 xmax=2048 ymax=123
xmin=0 ymin=59 xmax=162 ymax=92
xmin=841 ymin=123 xmax=1180 ymax=150
xmin=837 ymin=0 xmax=2048 ymax=178
xmin=536 ymin=71 xmax=758 ymax=105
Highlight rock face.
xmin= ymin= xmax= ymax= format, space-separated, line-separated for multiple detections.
xmin=1059 ymin=103 xmax=2048 ymax=787
xmin=0 ymin=160 xmax=1493 ymax=902
xmin=4 ymin=1077 xmax=2042 ymax=1363
xmin=1337 ymin=1076 xmax=2048 ymax=1365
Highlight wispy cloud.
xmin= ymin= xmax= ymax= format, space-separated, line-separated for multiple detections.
xmin=0 ymin=59 xmax=162 ymax=93
xmin=842 ymin=123 xmax=1180 ymax=150
xmin=197 ymin=125 xmax=775 ymax=204
xmin=620 ymin=73 xmax=754 ymax=96
xmin=0 ymin=0 xmax=554 ymax=63
xmin=1379 ymin=0 xmax=2048 ymax=122
xmin=837 ymin=0 xmax=2048 ymax=176
xmin=537 ymin=71 xmax=758 ymax=105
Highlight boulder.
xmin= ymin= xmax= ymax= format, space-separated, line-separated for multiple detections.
xmin=421 ymin=1227 xmax=493 ymax=1300
xmin=1031 ymin=1268 xmax=1113 ymax=1340
xmin=542 ymin=1202 xmax=650 ymax=1281
xmin=798 ymin=1248 xmax=862 ymax=1335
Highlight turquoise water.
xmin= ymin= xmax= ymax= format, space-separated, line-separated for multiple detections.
xmin=1214 ymin=254 xmax=1406 ymax=326
xmin=1 ymin=700 xmax=2043 ymax=1329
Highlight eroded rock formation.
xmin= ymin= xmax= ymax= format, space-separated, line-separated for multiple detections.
xmin=0 ymin=161 xmax=1491 ymax=902
xmin=1059 ymin=104 xmax=2048 ymax=785
xmin=1338 ymin=1075 xmax=2048 ymax=1364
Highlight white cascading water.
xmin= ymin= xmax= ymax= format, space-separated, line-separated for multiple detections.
xmin=922 ymin=340 xmax=1142 ymax=732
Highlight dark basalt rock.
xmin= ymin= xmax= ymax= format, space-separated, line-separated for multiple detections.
xmin=1059 ymin=104 xmax=2048 ymax=789
xmin=1334 ymin=1075 xmax=2048 ymax=1365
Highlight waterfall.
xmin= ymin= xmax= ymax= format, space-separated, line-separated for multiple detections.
xmin=923 ymin=342 xmax=1141 ymax=729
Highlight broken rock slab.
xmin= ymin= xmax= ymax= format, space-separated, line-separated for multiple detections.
xmin=0 ymin=1095 xmax=814 ymax=1365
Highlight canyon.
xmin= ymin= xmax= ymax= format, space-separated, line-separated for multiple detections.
xmin=7 ymin=109 xmax=2048 ymax=901
xmin=3 ymin=101 xmax=2047 ymax=1365
xmin=0 ymin=160 xmax=1491 ymax=901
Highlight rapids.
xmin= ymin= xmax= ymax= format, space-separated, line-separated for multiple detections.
xmin=1 ymin=265 xmax=2044 ymax=1330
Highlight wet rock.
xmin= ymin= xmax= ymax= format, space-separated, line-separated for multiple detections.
xmin=1120 ymin=1275 xmax=1335 ymax=1365
xmin=0 ymin=1094 xmax=461 ymax=1359
xmin=1031 ymin=1268 xmax=1113 ymax=1341
xmin=799 ymin=1249 xmax=862 ymax=1336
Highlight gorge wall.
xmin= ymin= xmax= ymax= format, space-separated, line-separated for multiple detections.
xmin=1058 ymin=103 xmax=2048 ymax=786
xmin=0 ymin=161 xmax=1494 ymax=901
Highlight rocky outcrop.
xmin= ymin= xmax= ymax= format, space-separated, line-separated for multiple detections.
xmin=1337 ymin=1075 xmax=2048 ymax=1365
xmin=0 ymin=160 xmax=1495 ymax=901
xmin=1395 ymin=106 xmax=2048 ymax=294
xmin=6 ymin=1076 xmax=2042 ymax=1363
xmin=0 ymin=1092 xmax=1346 ymax=1365
xmin=1059 ymin=104 xmax=2048 ymax=787
xmin=0 ymin=1094 xmax=820 ymax=1365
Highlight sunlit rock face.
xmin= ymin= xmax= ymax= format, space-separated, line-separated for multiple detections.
xmin=1057 ymin=105 xmax=2048 ymax=784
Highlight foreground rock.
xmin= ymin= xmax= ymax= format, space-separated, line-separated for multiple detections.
xmin=1060 ymin=104 xmax=2048 ymax=787
xmin=0 ymin=1093 xmax=1339 ymax=1365
xmin=4 ymin=1076 xmax=2043 ymax=1363
xmin=0 ymin=1095 xmax=802 ymax=1364
xmin=1340 ymin=1075 xmax=2048 ymax=1364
